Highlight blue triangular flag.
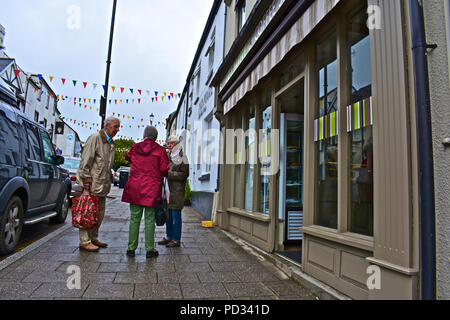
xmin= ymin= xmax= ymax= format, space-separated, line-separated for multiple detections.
xmin=155 ymin=91 xmax=158 ymax=97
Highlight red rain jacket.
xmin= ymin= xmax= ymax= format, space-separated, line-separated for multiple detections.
xmin=121 ymin=139 xmax=169 ymax=208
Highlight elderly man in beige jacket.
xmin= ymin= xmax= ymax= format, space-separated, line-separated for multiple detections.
xmin=76 ymin=116 xmax=120 ymax=252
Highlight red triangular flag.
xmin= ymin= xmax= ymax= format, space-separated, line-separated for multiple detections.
xmin=121 ymin=87 xmax=125 ymax=93
xmin=83 ymin=82 xmax=87 ymax=88
xmin=138 ymin=99 xmax=141 ymax=104
xmin=61 ymin=78 xmax=66 ymax=85
xmin=138 ymin=89 xmax=142 ymax=95
xmin=15 ymin=70 xmax=20 ymax=77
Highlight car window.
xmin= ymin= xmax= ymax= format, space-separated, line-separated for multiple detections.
xmin=0 ymin=108 xmax=20 ymax=166
xmin=61 ymin=159 xmax=80 ymax=170
xmin=25 ymin=122 xmax=42 ymax=162
xmin=40 ymin=129 xmax=55 ymax=163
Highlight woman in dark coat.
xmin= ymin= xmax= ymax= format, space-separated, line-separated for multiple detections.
xmin=122 ymin=126 xmax=169 ymax=258
xmin=157 ymin=135 xmax=189 ymax=248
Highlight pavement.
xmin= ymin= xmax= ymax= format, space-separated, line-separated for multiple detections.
xmin=0 ymin=187 xmax=320 ymax=300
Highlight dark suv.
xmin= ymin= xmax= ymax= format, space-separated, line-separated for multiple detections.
xmin=0 ymin=83 xmax=71 ymax=255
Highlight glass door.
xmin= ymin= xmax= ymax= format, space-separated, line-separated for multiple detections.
xmin=279 ymin=114 xmax=304 ymax=243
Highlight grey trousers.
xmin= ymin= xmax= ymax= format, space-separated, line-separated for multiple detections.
xmin=79 ymin=195 xmax=106 ymax=245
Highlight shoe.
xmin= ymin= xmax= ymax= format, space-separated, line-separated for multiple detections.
xmin=79 ymin=243 xmax=99 ymax=252
xmin=92 ymin=240 xmax=108 ymax=248
xmin=146 ymin=249 xmax=159 ymax=258
xmin=157 ymin=238 xmax=171 ymax=245
xmin=166 ymin=241 xmax=181 ymax=248
xmin=126 ymin=250 xmax=135 ymax=257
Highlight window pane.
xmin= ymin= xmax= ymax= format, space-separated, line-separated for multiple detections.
xmin=259 ymin=106 xmax=271 ymax=214
xmin=205 ymin=119 xmax=212 ymax=173
xmin=349 ymin=11 xmax=373 ymax=236
xmin=315 ymin=33 xmax=338 ymax=229
xmin=244 ymin=111 xmax=255 ymax=212
xmin=0 ymin=108 xmax=20 ymax=166
xmin=26 ymin=123 xmax=42 ymax=161
xmin=41 ymin=129 xmax=55 ymax=163
xmin=233 ymin=115 xmax=242 ymax=208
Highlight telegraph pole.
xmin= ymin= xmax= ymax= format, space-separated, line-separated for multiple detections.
xmin=100 ymin=0 xmax=118 ymax=128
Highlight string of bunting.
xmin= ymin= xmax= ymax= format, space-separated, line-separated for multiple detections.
xmin=34 ymin=74 xmax=181 ymax=102
xmin=59 ymin=115 xmax=168 ymax=129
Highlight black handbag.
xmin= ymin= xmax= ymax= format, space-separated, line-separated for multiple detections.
xmin=155 ymin=178 xmax=168 ymax=226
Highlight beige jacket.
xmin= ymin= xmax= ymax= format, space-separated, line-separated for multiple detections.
xmin=76 ymin=130 xmax=115 ymax=197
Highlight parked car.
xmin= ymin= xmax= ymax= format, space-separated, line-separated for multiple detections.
xmin=0 ymin=82 xmax=71 ymax=255
xmin=113 ymin=166 xmax=130 ymax=186
xmin=60 ymin=157 xmax=82 ymax=199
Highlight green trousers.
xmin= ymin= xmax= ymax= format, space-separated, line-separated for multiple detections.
xmin=128 ymin=205 xmax=155 ymax=251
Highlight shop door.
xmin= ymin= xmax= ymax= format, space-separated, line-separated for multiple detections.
xmin=280 ymin=114 xmax=304 ymax=243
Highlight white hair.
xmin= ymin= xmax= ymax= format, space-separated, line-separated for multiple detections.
xmin=167 ymin=135 xmax=179 ymax=144
xmin=105 ymin=116 xmax=120 ymax=126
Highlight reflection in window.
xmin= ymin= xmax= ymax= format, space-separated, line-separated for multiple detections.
xmin=26 ymin=123 xmax=42 ymax=161
xmin=315 ymin=33 xmax=338 ymax=229
xmin=0 ymin=109 xmax=20 ymax=166
xmin=237 ymin=0 xmax=246 ymax=33
xmin=205 ymin=118 xmax=213 ymax=173
xmin=233 ymin=115 xmax=242 ymax=208
xmin=244 ymin=110 xmax=255 ymax=212
xmin=41 ymin=129 xmax=55 ymax=163
xmin=349 ymin=10 xmax=373 ymax=236
xmin=259 ymin=106 xmax=271 ymax=214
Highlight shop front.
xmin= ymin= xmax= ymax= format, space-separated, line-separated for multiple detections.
xmin=213 ymin=0 xmax=421 ymax=299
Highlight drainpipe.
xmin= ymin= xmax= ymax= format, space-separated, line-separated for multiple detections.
xmin=408 ymin=0 xmax=436 ymax=300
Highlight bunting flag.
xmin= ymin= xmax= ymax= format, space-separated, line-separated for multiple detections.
xmin=314 ymin=111 xmax=338 ymax=142
xmin=73 ymin=80 xmax=77 ymax=87
xmin=62 ymin=78 xmax=66 ymax=85
xmin=93 ymin=83 xmax=98 ymax=91
xmin=49 ymin=75 xmax=54 ymax=82
xmin=347 ymin=97 xmax=373 ymax=132
xmin=121 ymin=87 xmax=125 ymax=93
xmin=83 ymin=82 xmax=88 ymax=88
xmin=112 ymin=86 xmax=116 ymax=92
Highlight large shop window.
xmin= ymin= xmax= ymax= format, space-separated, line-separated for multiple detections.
xmin=244 ymin=108 xmax=256 ymax=212
xmin=347 ymin=10 xmax=373 ymax=236
xmin=315 ymin=33 xmax=338 ymax=229
xmin=259 ymin=105 xmax=272 ymax=214
xmin=233 ymin=114 xmax=242 ymax=208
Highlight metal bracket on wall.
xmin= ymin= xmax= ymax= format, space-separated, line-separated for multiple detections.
xmin=425 ymin=43 xmax=438 ymax=55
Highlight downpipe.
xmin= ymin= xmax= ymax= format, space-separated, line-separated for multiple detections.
xmin=408 ymin=0 xmax=436 ymax=300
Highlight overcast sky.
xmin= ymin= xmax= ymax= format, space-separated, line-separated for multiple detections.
xmin=0 ymin=0 xmax=214 ymax=142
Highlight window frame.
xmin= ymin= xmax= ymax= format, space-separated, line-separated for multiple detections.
xmin=303 ymin=3 xmax=374 ymax=242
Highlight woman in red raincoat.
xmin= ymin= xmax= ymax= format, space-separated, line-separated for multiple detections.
xmin=121 ymin=126 xmax=169 ymax=258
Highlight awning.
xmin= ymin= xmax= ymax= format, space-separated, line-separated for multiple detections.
xmin=223 ymin=0 xmax=341 ymax=115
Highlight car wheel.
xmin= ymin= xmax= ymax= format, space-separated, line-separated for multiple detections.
xmin=50 ymin=190 xmax=70 ymax=224
xmin=0 ymin=196 xmax=24 ymax=255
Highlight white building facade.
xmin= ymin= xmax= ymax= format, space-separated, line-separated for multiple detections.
xmin=171 ymin=0 xmax=225 ymax=220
